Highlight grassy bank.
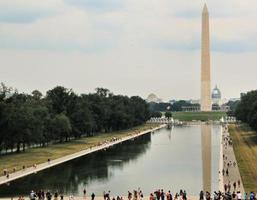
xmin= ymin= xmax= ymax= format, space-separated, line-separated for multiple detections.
xmin=0 ymin=124 xmax=158 ymax=174
xmin=229 ymin=124 xmax=257 ymax=192
xmin=172 ymin=111 xmax=226 ymax=121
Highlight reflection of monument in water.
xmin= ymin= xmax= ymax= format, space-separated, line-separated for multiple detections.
xmin=201 ymin=124 xmax=212 ymax=192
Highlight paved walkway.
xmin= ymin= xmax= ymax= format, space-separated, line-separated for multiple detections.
xmin=221 ymin=124 xmax=245 ymax=193
xmin=0 ymin=196 xmax=199 ymax=200
xmin=0 ymin=125 xmax=165 ymax=186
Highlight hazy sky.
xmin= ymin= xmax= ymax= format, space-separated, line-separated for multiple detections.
xmin=0 ymin=0 xmax=256 ymax=100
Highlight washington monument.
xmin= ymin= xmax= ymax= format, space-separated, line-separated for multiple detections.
xmin=201 ymin=4 xmax=211 ymax=111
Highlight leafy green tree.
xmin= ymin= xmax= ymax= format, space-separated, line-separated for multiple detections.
xmin=49 ymin=114 xmax=72 ymax=142
xmin=150 ymin=111 xmax=162 ymax=118
xmin=165 ymin=112 xmax=172 ymax=119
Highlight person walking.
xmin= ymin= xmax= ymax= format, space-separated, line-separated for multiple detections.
xmin=91 ymin=193 xmax=95 ymax=200
xmin=199 ymin=191 xmax=204 ymax=200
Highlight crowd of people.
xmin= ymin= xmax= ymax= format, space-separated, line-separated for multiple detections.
xmin=12 ymin=186 xmax=257 ymax=200
xmin=222 ymin=126 xmax=242 ymax=195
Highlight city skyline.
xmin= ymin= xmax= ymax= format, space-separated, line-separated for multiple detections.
xmin=0 ymin=0 xmax=257 ymax=100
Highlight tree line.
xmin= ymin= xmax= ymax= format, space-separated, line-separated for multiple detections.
xmin=0 ymin=83 xmax=150 ymax=153
xmin=235 ymin=90 xmax=257 ymax=131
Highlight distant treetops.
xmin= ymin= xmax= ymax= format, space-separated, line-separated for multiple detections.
xmin=235 ymin=90 xmax=257 ymax=131
xmin=0 ymin=83 xmax=150 ymax=153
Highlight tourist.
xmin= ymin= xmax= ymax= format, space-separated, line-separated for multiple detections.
xmin=249 ymin=192 xmax=255 ymax=200
xmin=226 ymin=168 xmax=229 ymax=176
xmin=60 ymin=194 xmax=64 ymax=200
xmin=199 ymin=191 xmax=204 ymax=200
xmin=139 ymin=190 xmax=144 ymax=200
xmin=155 ymin=190 xmax=160 ymax=200
xmin=84 ymin=189 xmax=87 ymax=197
xmin=91 ymin=193 xmax=95 ymax=200
xmin=150 ymin=193 xmax=154 ymax=200
xmin=232 ymin=192 xmax=236 ymax=200
xmin=54 ymin=192 xmax=58 ymax=200
xmin=205 ymin=192 xmax=211 ymax=200
xmin=183 ymin=190 xmax=187 ymax=200
xmin=233 ymin=182 xmax=236 ymax=191
xmin=6 ymin=172 xmax=9 ymax=179
xmin=128 ymin=191 xmax=132 ymax=200
xmin=244 ymin=192 xmax=248 ymax=200
xmin=48 ymin=158 xmax=51 ymax=164
xmin=237 ymin=191 xmax=242 ymax=200
xmin=166 ymin=191 xmax=172 ymax=200
xmin=30 ymin=191 xmax=37 ymax=200
xmin=46 ymin=190 xmax=52 ymax=200
xmin=228 ymin=182 xmax=231 ymax=192
xmin=238 ymin=180 xmax=241 ymax=188
xmin=161 ymin=189 xmax=165 ymax=200
xmin=224 ymin=184 xmax=227 ymax=192
xmin=107 ymin=191 xmax=111 ymax=200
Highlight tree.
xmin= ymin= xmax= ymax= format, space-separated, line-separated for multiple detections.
xmin=165 ymin=112 xmax=172 ymax=119
xmin=150 ymin=111 xmax=162 ymax=118
xmin=0 ymin=83 xmax=151 ymax=155
xmin=32 ymin=90 xmax=43 ymax=100
xmin=46 ymin=86 xmax=73 ymax=114
xmin=49 ymin=114 xmax=72 ymax=142
xmin=235 ymin=90 xmax=257 ymax=131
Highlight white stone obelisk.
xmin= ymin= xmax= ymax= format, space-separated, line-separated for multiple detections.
xmin=201 ymin=4 xmax=211 ymax=111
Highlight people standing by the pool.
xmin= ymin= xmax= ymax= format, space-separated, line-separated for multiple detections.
xmin=150 ymin=193 xmax=154 ymax=200
xmin=238 ymin=180 xmax=241 ymax=188
xmin=182 ymin=190 xmax=187 ymax=200
xmin=128 ymin=191 xmax=132 ymax=200
xmin=237 ymin=191 xmax=242 ymax=200
xmin=166 ymin=191 xmax=172 ymax=200
xmin=54 ymin=191 xmax=59 ymax=200
xmin=233 ymin=182 xmax=237 ymax=191
xmin=46 ymin=190 xmax=52 ymax=200
xmin=205 ymin=191 xmax=211 ymax=200
xmin=199 ymin=191 xmax=204 ymax=200
xmin=29 ymin=191 xmax=37 ymax=200
xmin=161 ymin=189 xmax=165 ymax=200
xmin=91 ymin=193 xmax=95 ymax=200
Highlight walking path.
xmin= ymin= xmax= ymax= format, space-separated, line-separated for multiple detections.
xmin=220 ymin=124 xmax=245 ymax=193
xmin=0 ymin=196 xmax=199 ymax=200
xmin=0 ymin=125 xmax=165 ymax=186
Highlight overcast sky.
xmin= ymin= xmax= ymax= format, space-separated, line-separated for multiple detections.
xmin=0 ymin=0 xmax=256 ymax=100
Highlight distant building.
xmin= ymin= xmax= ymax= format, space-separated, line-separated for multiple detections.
xmin=146 ymin=93 xmax=162 ymax=103
xmin=212 ymin=85 xmax=222 ymax=106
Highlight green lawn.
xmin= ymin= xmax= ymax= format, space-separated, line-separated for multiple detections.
xmin=229 ymin=124 xmax=257 ymax=192
xmin=0 ymin=124 xmax=158 ymax=174
xmin=172 ymin=111 xmax=226 ymax=121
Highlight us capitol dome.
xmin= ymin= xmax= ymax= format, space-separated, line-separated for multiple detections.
xmin=212 ymin=85 xmax=222 ymax=105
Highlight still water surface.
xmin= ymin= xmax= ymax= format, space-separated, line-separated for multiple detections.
xmin=0 ymin=124 xmax=221 ymax=197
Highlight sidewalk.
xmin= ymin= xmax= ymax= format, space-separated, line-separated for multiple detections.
xmin=221 ymin=124 xmax=245 ymax=194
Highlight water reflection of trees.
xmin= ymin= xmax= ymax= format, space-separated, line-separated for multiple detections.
xmin=0 ymin=134 xmax=151 ymax=197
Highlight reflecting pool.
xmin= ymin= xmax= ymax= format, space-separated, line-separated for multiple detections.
xmin=0 ymin=124 xmax=221 ymax=197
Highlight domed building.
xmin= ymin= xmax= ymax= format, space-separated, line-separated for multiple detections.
xmin=212 ymin=85 xmax=222 ymax=106
xmin=146 ymin=93 xmax=162 ymax=103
